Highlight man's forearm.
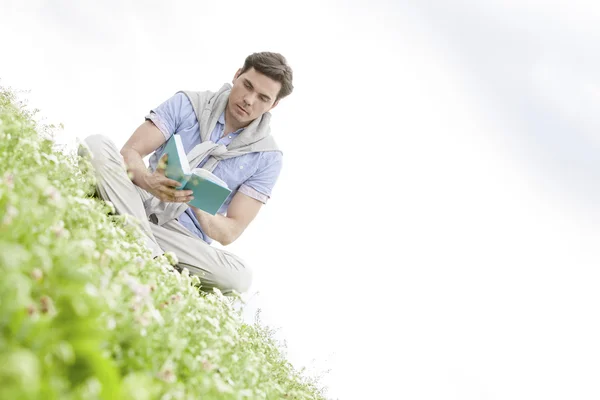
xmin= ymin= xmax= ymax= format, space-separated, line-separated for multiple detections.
xmin=120 ymin=148 xmax=152 ymax=191
xmin=192 ymin=209 xmax=239 ymax=246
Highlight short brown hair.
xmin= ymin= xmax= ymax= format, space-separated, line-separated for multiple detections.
xmin=240 ymin=52 xmax=294 ymax=101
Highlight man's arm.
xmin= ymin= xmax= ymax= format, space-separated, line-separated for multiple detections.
xmin=121 ymin=120 xmax=193 ymax=203
xmin=121 ymin=120 xmax=166 ymax=189
xmin=196 ymin=152 xmax=283 ymax=245
xmin=190 ymin=191 xmax=263 ymax=246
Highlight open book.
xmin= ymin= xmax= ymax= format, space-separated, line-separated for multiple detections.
xmin=163 ymin=134 xmax=232 ymax=215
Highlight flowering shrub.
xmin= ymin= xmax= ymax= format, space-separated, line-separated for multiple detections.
xmin=0 ymin=87 xmax=326 ymax=400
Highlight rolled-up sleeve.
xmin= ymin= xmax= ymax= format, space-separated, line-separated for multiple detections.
xmin=145 ymin=92 xmax=196 ymax=140
xmin=239 ymin=152 xmax=283 ymax=204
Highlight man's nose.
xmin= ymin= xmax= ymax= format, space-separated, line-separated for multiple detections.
xmin=243 ymin=93 xmax=255 ymax=106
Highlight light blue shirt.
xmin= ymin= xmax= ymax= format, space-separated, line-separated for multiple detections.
xmin=145 ymin=92 xmax=282 ymax=243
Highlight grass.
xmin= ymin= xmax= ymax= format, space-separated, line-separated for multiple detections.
xmin=0 ymin=86 xmax=328 ymax=400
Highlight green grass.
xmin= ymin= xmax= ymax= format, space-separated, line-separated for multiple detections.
xmin=0 ymin=86 xmax=327 ymax=400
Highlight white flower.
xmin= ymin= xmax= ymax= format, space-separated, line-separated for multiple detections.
xmin=32 ymin=174 xmax=49 ymax=191
xmin=78 ymin=239 xmax=96 ymax=253
xmin=30 ymin=268 xmax=43 ymax=281
xmin=100 ymin=249 xmax=115 ymax=267
xmin=51 ymin=220 xmax=65 ymax=237
xmin=84 ymin=283 xmax=98 ymax=296
xmin=6 ymin=205 xmax=18 ymax=217
xmin=149 ymin=307 xmax=164 ymax=325
xmin=2 ymin=205 xmax=18 ymax=225
xmin=132 ymin=257 xmax=146 ymax=269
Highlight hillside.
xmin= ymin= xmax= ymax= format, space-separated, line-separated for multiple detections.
xmin=0 ymin=87 xmax=327 ymax=400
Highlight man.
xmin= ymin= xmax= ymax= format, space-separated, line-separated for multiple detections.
xmin=81 ymin=52 xmax=293 ymax=295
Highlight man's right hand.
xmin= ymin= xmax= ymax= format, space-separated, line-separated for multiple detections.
xmin=144 ymin=154 xmax=194 ymax=203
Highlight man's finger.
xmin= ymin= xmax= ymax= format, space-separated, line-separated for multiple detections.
xmin=168 ymin=190 xmax=194 ymax=203
xmin=164 ymin=178 xmax=184 ymax=188
xmin=160 ymin=187 xmax=176 ymax=201
xmin=173 ymin=190 xmax=194 ymax=198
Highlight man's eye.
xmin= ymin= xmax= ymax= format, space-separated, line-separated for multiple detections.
xmin=244 ymin=82 xmax=251 ymax=89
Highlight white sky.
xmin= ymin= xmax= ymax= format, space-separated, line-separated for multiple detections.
xmin=2 ymin=0 xmax=600 ymax=399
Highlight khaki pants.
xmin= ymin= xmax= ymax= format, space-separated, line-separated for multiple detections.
xmin=80 ymin=134 xmax=252 ymax=295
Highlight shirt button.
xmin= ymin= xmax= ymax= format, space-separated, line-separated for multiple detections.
xmin=239 ymin=165 xmax=244 ymax=169
xmin=228 ymin=135 xmax=232 ymax=139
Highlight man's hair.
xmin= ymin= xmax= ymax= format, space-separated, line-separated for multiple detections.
xmin=240 ymin=52 xmax=294 ymax=101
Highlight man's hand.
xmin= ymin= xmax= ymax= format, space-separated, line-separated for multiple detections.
xmin=144 ymin=154 xmax=194 ymax=203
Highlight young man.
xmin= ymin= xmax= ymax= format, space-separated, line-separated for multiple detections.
xmin=81 ymin=52 xmax=293 ymax=294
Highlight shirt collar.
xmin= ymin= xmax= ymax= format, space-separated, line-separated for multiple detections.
xmin=218 ymin=111 xmax=226 ymax=125
xmin=218 ymin=112 xmax=245 ymax=135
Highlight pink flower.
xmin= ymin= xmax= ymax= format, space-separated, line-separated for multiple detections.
xmin=26 ymin=304 xmax=37 ymax=316
xmin=2 ymin=205 xmax=18 ymax=225
xmin=51 ymin=221 xmax=65 ymax=237
xmin=40 ymin=296 xmax=55 ymax=315
xmin=157 ymin=368 xmax=176 ymax=383
xmin=44 ymin=185 xmax=62 ymax=203
xmin=3 ymin=172 xmax=14 ymax=189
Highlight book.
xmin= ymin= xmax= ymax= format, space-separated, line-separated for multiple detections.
xmin=162 ymin=135 xmax=232 ymax=215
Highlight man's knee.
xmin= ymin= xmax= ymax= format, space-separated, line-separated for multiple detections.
xmin=231 ymin=261 xmax=253 ymax=295
xmin=211 ymin=259 xmax=253 ymax=295
xmin=79 ymin=134 xmax=120 ymax=166
xmin=78 ymin=134 xmax=124 ymax=178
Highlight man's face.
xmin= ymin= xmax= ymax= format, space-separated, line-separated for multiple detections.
xmin=227 ymin=67 xmax=281 ymax=126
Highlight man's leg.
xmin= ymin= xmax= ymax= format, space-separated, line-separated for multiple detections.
xmin=79 ymin=134 xmax=163 ymax=258
xmin=150 ymin=219 xmax=252 ymax=295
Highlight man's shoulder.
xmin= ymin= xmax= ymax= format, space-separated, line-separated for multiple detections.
xmin=178 ymin=84 xmax=230 ymax=108
xmin=176 ymin=89 xmax=217 ymax=122
xmin=256 ymin=150 xmax=283 ymax=172
xmin=177 ymin=89 xmax=213 ymax=102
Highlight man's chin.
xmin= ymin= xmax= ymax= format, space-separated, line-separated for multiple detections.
xmin=232 ymin=114 xmax=246 ymax=125
xmin=229 ymin=106 xmax=246 ymax=121
xmin=237 ymin=112 xmax=252 ymax=123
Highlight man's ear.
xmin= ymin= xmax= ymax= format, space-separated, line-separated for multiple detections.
xmin=232 ymin=68 xmax=243 ymax=83
xmin=269 ymin=99 xmax=280 ymax=112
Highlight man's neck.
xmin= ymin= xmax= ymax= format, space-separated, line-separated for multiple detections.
xmin=223 ymin=108 xmax=249 ymax=137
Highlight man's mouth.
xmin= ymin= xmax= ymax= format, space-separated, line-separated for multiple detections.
xmin=237 ymin=105 xmax=248 ymax=115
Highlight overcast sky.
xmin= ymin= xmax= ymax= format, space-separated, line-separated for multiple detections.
xmin=2 ymin=0 xmax=600 ymax=399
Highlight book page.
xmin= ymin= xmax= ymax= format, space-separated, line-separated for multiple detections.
xmin=191 ymin=168 xmax=228 ymax=188
xmin=174 ymin=135 xmax=191 ymax=175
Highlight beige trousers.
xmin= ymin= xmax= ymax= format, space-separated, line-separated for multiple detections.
xmin=80 ymin=134 xmax=252 ymax=295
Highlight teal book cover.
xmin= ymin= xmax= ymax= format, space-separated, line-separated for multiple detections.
xmin=163 ymin=135 xmax=232 ymax=215
xmin=183 ymin=170 xmax=232 ymax=215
